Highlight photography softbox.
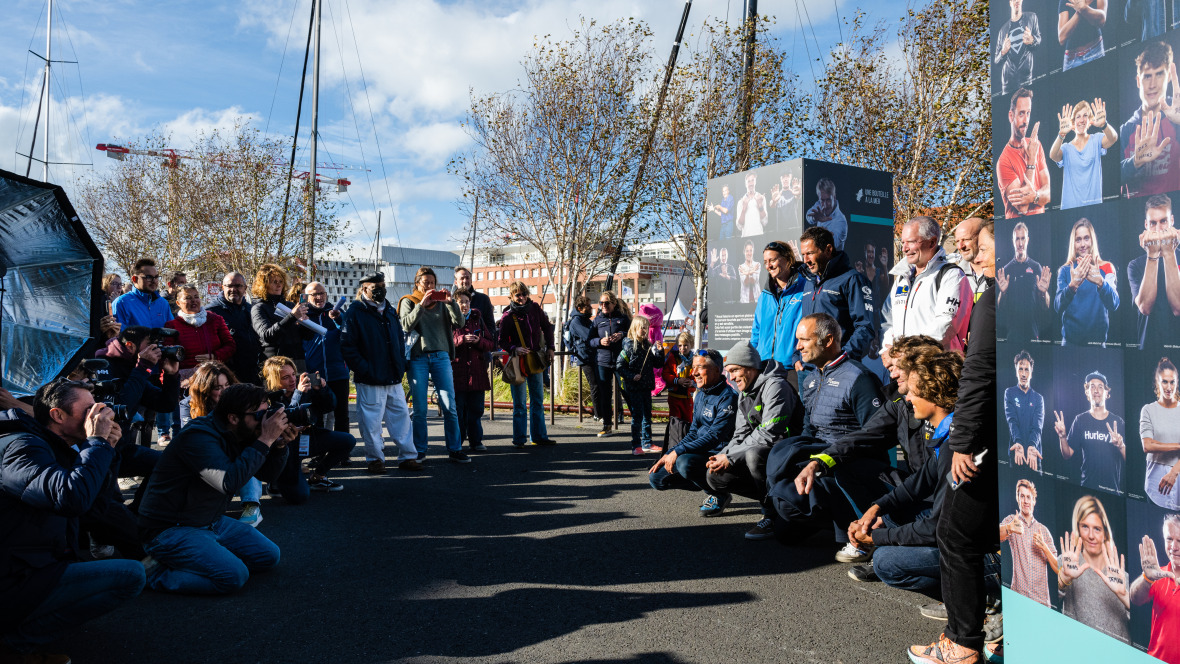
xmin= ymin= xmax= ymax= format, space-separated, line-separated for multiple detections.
xmin=0 ymin=168 xmax=104 ymax=397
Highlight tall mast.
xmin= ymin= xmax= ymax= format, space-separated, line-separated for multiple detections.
xmin=43 ymin=0 xmax=52 ymax=182
xmin=306 ymin=0 xmax=321 ymax=279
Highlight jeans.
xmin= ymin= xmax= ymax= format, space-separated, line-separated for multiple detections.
xmin=874 ymin=547 xmax=1001 ymax=598
xmin=626 ymin=386 xmax=653 ymax=447
xmin=115 ymin=443 xmax=162 ymax=512
xmin=155 ymin=407 xmax=180 ymax=438
xmin=1062 ymin=37 xmax=1104 ymax=71
xmin=274 ymin=428 xmax=357 ymax=505
xmin=706 ymin=446 xmax=773 ymax=514
xmin=648 ymin=452 xmax=718 ymax=495
xmin=455 ymin=390 xmax=486 ymax=447
xmin=510 ymin=371 xmax=548 ymax=444
xmin=241 ymin=478 xmax=263 ymax=504
xmin=3 ymin=559 xmax=145 ymax=652
xmin=407 ymin=351 xmax=461 ymax=454
xmin=144 ymin=515 xmax=280 ymax=595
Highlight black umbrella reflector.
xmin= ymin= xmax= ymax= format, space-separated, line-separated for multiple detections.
xmin=0 ymin=169 xmax=104 ymax=397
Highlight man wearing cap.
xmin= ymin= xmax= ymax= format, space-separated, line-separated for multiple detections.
xmin=705 ymin=341 xmax=803 ymax=540
xmin=339 ymin=273 xmax=422 ymax=473
xmin=648 ymin=350 xmax=738 ymax=515
xmin=1054 ymin=370 xmax=1126 ymax=495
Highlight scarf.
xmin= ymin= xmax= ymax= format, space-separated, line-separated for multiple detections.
xmin=509 ymin=300 xmax=530 ymax=315
xmin=359 ymin=293 xmax=386 ymax=313
xmin=178 ymin=308 xmax=207 ymax=327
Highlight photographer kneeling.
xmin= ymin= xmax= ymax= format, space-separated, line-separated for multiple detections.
xmin=0 ymin=379 xmax=145 ymax=661
xmin=262 ymin=356 xmax=357 ymax=501
xmin=136 ymin=383 xmax=289 ymax=595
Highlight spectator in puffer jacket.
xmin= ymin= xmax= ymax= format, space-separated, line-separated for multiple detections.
xmin=452 ymin=292 xmax=496 ymax=452
xmin=250 ymin=263 xmax=309 ymax=368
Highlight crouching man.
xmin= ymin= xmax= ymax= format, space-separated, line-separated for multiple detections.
xmin=137 ymin=383 xmax=290 ymax=594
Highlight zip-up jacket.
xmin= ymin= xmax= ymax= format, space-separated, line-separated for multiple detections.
xmin=498 ymin=301 xmax=554 ymax=355
xmin=207 ymin=295 xmax=262 ymax=382
xmin=811 ymin=382 xmax=929 ymax=474
xmin=1054 ymin=259 xmax=1119 ymax=345
xmin=871 ymin=413 xmax=955 ymax=547
xmin=948 ymin=286 xmax=996 ymax=456
xmin=588 ymin=310 xmax=630 ymax=368
xmin=717 ymin=366 xmax=803 ymax=461
xmin=112 ymin=288 xmax=173 ymax=329
xmin=302 ymin=306 xmax=349 ymax=382
xmin=617 ymin=338 xmax=663 ymax=392
xmin=137 ymin=414 xmax=288 ymax=537
xmin=340 ymin=298 xmax=407 ymax=386
xmin=564 ymin=311 xmax=596 ymax=367
xmin=92 ymin=337 xmax=181 ymax=441
xmin=793 ymin=251 xmax=876 ymax=364
xmin=881 ymin=248 xmax=973 ymax=352
xmin=1005 ymin=385 xmax=1044 ymax=463
xmin=799 ymin=353 xmax=884 ymax=442
xmin=661 ymin=350 xmax=696 ymax=421
xmin=750 ymin=267 xmax=807 ymax=367
xmin=671 ymin=378 xmax=738 ymax=456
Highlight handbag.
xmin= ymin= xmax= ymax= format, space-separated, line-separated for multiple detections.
xmin=513 ymin=316 xmax=548 ymax=375
xmin=501 ymin=353 xmax=528 ymax=385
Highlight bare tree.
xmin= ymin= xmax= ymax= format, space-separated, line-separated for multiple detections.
xmin=75 ymin=119 xmax=345 ymax=282
xmin=451 ymin=18 xmax=656 ymax=386
xmin=648 ymin=18 xmax=809 ymax=343
xmin=809 ymin=0 xmax=990 ymax=234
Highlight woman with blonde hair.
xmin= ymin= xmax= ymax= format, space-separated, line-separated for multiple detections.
xmin=1054 ymin=218 xmax=1118 ymax=347
xmin=250 ymin=263 xmax=309 ymax=367
xmin=498 ymin=281 xmax=555 ymax=447
xmin=616 ymin=315 xmax=663 ymax=455
xmin=1057 ymin=494 xmax=1129 ymax=642
xmin=1049 ymin=98 xmax=1117 ymax=210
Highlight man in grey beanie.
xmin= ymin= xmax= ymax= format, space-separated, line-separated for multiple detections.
xmin=705 ymin=340 xmax=804 ymax=540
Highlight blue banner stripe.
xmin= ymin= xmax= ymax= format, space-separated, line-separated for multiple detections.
xmin=850 ymin=214 xmax=894 ymax=226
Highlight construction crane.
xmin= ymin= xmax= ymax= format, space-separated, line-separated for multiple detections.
xmin=95 ymin=143 xmax=358 ymax=192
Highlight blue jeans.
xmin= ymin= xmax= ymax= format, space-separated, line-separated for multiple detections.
xmin=407 ymin=351 xmax=461 ymax=453
xmin=275 ymin=428 xmax=357 ymax=505
xmin=873 ymin=546 xmax=1001 ymax=598
xmin=241 ymin=478 xmax=262 ymax=504
xmin=3 ymin=559 xmax=145 ymax=652
xmin=144 ymin=515 xmax=280 ymax=595
xmin=510 ymin=371 xmax=548 ymax=444
xmin=1062 ymin=37 xmax=1104 ymax=71
xmin=648 ymin=452 xmax=718 ymax=495
xmin=626 ymin=386 xmax=652 ymax=446
xmin=155 ymin=407 xmax=180 ymax=438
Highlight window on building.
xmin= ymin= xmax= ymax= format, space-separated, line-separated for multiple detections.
xmin=476 ymin=272 xmax=482 ymax=281
xmin=530 ymin=268 xmax=538 ymax=278
xmin=514 ymin=270 xmax=521 ymax=278
xmin=540 ymin=268 xmax=548 ymax=277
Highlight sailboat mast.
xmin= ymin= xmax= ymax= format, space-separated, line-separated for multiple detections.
xmin=43 ymin=0 xmax=52 ymax=182
xmin=306 ymin=0 xmax=320 ymax=279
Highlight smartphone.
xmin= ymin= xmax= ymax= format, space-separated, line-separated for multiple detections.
xmin=299 ymin=294 xmax=308 ymax=304
xmin=948 ymin=448 xmax=989 ymax=490
xmin=313 ymin=371 xmax=321 ymax=385
xmin=429 ymin=289 xmax=449 ymax=302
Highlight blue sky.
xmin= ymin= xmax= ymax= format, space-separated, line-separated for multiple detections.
xmin=0 ymin=0 xmax=910 ymax=259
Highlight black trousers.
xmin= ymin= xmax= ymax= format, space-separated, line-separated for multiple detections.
xmin=937 ymin=458 xmax=999 ymax=652
xmin=579 ymin=363 xmax=601 ymax=420
xmin=327 ymin=378 xmax=351 ymax=433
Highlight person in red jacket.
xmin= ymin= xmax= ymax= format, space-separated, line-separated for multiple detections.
xmin=452 ymin=292 xmax=496 ymax=451
xmin=661 ymin=331 xmax=696 ymax=449
xmin=165 ymin=286 xmax=237 ymax=376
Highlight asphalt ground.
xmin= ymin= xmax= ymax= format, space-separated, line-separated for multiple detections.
xmin=63 ymin=413 xmax=943 ymax=664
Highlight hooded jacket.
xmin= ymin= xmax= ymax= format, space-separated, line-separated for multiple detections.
xmin=137 ymin=414 xmax=288 ymax=537
xmin=92 ymin=337 xmax=181 ymax=431
xmin=871 ymin=413 xmax=955 ymax=547
xmin=564 ymin=310 xmax=596 ymax=367
xmin=616 ymin=337 xmax=663 ymax=392
xmin=793 ymin=251 xmax=876 ymax=364
xmin=751 ymin=266 xmax=807 ymax=368
xmin=339 ymin=297 xmax=407 ymax=386
xmin=670 ymin=378 xmax=738 ymax=456
xmin=716 ymin=365 xmax=804 ymax=461
xmin=881 ymin=247 xmax=973 ymax=353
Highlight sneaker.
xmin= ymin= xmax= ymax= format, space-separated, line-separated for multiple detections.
xmin=512 ymin=442 xmax=526 ymax=449
xmin=745 ymin=517 xmax=775 ymax=540
xmin=470 ymin=443 xmax=487 ymax=452
xmin=140 ymin=555 xmax=159 ymax=578
xmin=983 ymin=613 xmax=1003 ymax=644
xmin=698 ymin=493 xmax=731 ymax=517
xmin=267 ymin=483 xmax=282 ymax=497
xmin=397 ymin=459 xmax=425 ymax=471
xmin=632 ymin=446 xmax=646 ymax=456
xmin=907 ymin=634 xmax=980 ymax=664
xmin=308 ymin=476 xmax=344 ymax=492
xmin=449 ymin=451 xmax=472 ymax=463
xmin=642 ymin=444 xmax=663 ymax=454
xmin=847 ymin=563 xmax=879 ymax=582
xmin=596 ymin=429 xmax=612 ymax=437
xmin=530 ymin=438 xmax=557 ymax=446
xmin=982 ymin=643 xmax=1002 ymax=664
xmin=920 ymin=603 xmax=948 ymax=621
xmin=416 ymin=452 xmax=427 ymax=461
xmin=835 ymin=542 xmax=873 ymax=563
xmin=158 ymin=433 xmax=171 ymax=446
xmin=89 ymin=535 xmax=116 ymax=560
xmin=239 ymin=503 xmax=263 ymax=528
xmin=367 ymin=460 xmax=386 ymax=474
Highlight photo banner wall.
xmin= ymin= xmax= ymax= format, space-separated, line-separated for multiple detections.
xmin=705 ymin=158 xmax=894 ymax=362
xmin=993 ymin=0 xmax=1180 ymax=660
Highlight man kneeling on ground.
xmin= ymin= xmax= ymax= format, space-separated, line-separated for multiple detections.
xmin=137 ymin=383 xmax=290 ymax=594
xmin=648 ymin=350 xmax=738 ymax=514
xmin=705 ymin=341 xmax=803 ymax=539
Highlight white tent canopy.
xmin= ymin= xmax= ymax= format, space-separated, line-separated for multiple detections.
xmin=667 ymin=299 xmax=691 ymax=321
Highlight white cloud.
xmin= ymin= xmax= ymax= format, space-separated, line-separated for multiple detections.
xmin=401 ymin=121 xmax=470 ymax=168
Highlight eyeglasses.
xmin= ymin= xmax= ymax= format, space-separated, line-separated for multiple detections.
xmin=138 ymin=274 xmax=160 ymax=281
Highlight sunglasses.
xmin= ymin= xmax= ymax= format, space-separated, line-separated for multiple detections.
xmin=764 ymin=241 xmax=791 ymax=255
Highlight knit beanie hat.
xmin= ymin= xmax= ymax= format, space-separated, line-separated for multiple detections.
xmin=725 ymin=341 xmax=761 ymax=369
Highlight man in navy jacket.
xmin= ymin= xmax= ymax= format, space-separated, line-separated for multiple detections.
xmin=0 ymin=380 xmax=145 ymax=661
xmin=648 ymin=350 xmax=738 ymax=515
xmin=793 ymin=227 xmax=876 ymax=371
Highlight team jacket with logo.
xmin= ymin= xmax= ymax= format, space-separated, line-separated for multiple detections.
xmin=881 ymin=248 xmax=973 ymax=352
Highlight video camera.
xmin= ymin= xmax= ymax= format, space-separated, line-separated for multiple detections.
xmin=77 ymin=358 xmax=130 ymax=424
xmin=149 ymin=327 xmax=185 ymax=363
xmin=265 ymin=390 xmax=314 ymax=427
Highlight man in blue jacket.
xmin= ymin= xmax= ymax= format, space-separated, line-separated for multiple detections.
xmin=1005 ymin=350 xmax=1044 ymax=472
xmin=648 ymin=350 xmax=738 ymax=515
xmin=0 ymin=379 xmax=145 ymax=661
xmin=793 ymin=227 xmax=876 ymax=371
xmin=340 ymin=273 xmax=420 ymax=473
xmin=112 ymin=258 xmax=173 ymax=330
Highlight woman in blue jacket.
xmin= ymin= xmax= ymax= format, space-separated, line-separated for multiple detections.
xmin=750 ymin=241 xmax=807 ymax=370
xmin=589 ymin=291 xmax=632 ymax=437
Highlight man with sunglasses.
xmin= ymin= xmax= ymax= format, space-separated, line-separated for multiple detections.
xmin=136 ymin=383 xmax=290 ymax=594
xmin=208 ymin=271 xmax=263 ymax=385
xmin=112 ymin=258 xmax=173 ymax=330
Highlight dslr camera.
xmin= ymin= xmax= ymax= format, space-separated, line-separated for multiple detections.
xmin=77 ymin=358 xmax=130 ymax=425
xmin=149 ymin=327 xmax=185 ymax=363
xmin=265 ymin=390 xmax=314 ymax=427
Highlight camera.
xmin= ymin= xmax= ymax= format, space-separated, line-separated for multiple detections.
xmin=149 ymin=327 xmax=186 ymax=363
xmin=265 ymin=390 xmax=314 ymax=427
xmin=77 ymin=359 xmax=131 ymax=425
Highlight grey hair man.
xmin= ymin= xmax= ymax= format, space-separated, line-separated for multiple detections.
xmin=881 ymin=216 xmax=973 ymax=352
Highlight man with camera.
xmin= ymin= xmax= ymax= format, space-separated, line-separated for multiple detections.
xmin=0 ymin=379 xmax=146 ymax=662
xmin=136 ymin=383 xmax=289 ymax=595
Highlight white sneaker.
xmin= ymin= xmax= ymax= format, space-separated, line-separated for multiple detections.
xmin=834 ymin=542 xmax=872 ymax=563
xmin=239 ymin=503 xmax=263 ymax=528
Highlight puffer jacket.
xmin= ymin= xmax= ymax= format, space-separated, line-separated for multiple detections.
xmin=588 ymin=310 xmax=630 ymax=368
xmin=251 ymin=294 xmax=307 ymax=360
xmin=751 ymin=266 xmax=807 ymax=367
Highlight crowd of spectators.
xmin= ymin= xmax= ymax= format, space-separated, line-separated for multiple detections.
xmin=0 ymin=215 xmax=998 ymax=664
